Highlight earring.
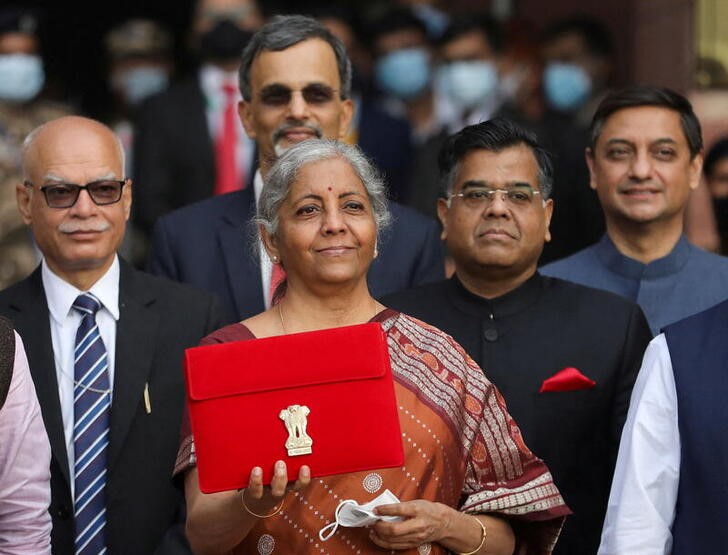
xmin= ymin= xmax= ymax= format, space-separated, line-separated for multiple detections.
xmin=272 ymin=255 xmax=279 ymax=264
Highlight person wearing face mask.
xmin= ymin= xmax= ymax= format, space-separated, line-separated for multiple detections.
xmin=314 ymin=5 xmax=413 ymax=201
xmin=495 ymin=17 xmax=614 ymax=264
xmin=133 ymin=0 xmax=262 ymax=238
xmin=435 ymin=16 xmax=504 ymax=135
xmin=105 ymin=19 xmax=174 ymax=174
xmin=0 ymin=7 xmax=71 ymax=290
xmin=541 ymin=17 xmax=613 ymax=127
xmin=103 ymin=19 xmax=175 ymax=268
xmin=367 ymin=7 xmax=448 ymax=211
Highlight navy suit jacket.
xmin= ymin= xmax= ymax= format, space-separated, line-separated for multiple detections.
xmin=0 ymin=261 xmax=224 ymax=554
xmin=148 ymin=188 xmax=444 ymax=324
xmin=133 ymin=77 xmax=217 ymax=235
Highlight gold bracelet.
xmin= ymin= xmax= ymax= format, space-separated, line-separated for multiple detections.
xmin=240 ymin=489 xmax=284 ymax=518
xmin=456 ymin=516 xmax=487 ymax=555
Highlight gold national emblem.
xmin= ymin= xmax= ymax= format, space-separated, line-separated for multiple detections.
xmin=279 ymin=404 xmax=313 ymax=456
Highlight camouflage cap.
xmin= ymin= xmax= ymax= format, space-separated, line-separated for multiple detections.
xmin=105 ymin=19 xmax=173 ymax=61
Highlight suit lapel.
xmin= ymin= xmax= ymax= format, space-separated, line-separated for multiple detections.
xmin=108 ymin=262 xmax=158 ymax=471
xmin=8 ymin=269 xmax=71 ymax=488
xmin=218 ymin=188 xmax=265 ymax=319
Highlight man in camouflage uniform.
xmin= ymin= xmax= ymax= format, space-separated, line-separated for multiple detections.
xmin=0 ymin=7 xmax=70 ymax=288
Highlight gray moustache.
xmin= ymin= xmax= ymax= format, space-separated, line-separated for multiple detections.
xmin=58 ymin=221 xmax=110 ymax=233
xmin=272 ymin=122 xmax=323 ymax=144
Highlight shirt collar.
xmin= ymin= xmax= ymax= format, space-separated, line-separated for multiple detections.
xmin=595 ymin=234 xmax=690 ymax=279
xmin=253 ymin=169 xmax=264 ymax=205
xmin=42 ymin=255 xmax=121 ymax=325
xmin=199 ymin=64 xmax=241 ymax=105
xmin=447 ymin=271 xmax=544 ymax=319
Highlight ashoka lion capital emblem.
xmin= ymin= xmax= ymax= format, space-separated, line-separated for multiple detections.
xmin=279 ymin=404 xmax=313 ymax=456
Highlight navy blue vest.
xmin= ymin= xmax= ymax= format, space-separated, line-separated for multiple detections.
xmin=663 ymin=299 xmax=728 ymax=555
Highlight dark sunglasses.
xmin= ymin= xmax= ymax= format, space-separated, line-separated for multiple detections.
xmin=25 ymin=179 xmax=127 ymax=208
xmin=258 ymin=84 xmax=338 ymax=107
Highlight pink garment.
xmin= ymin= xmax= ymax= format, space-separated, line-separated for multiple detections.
xmin=0 ymin=332 xmax=52 ymax=554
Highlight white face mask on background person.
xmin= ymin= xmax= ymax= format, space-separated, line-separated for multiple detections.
xmin=437 ymin=60 xmax=499 ymax=110
xmin=374 ymin=47 xmax=432 ymax=101
xmin=112 ymin=66 xmax=169 ymax=106
xmin=543 ymin=61 xmax=592 ymax=112
xmin=0 ymin=53 xmax=44 ymax=103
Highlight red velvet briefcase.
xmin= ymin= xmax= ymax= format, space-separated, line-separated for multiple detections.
xmin=184 ymin=322 xmax=405 ymax=493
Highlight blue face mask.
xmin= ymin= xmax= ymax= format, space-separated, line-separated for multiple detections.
xmin=0 ymin=54 xmax=44 ymax=103
xmin=113 ymin=67 xmax=170 ymax=106
xmin=375 ymin=48 xmax=431 ymax=101
xmin=543 ymin=62 xmax=592 ymax=112
xmin=437 ymin=60 xmax=498 ymax=110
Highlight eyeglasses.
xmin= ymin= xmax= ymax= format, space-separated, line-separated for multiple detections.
xmin=25 ymin=179 xmax=127 ymax=208
xmin=448 ymin=185 xmax=542 ymax=209
xmin=258 ymin=84 xmax=338 ymax=107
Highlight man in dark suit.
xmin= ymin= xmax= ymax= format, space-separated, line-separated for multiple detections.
xmin=383 ymin=119 xmax=652 ymax=554
xmin=0 ymin=116 xmax=223 ymax=554
xmin=133 ymin=0 xmax=263 ymax=235
xmin=148 ymin=15 xmax=444 ymax=325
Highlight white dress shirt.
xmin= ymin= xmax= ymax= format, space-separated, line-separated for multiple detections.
xmin=254 ymin=170 xmax=276 ymax=309
xmin=41 ymin=256 xmax=120 ymax=495
xmin=598 ymin=333 xmax=680 ymax=555
xmin=199 ymin=64 xmax=255 ymax=183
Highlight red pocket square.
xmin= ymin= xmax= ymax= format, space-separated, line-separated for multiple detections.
xmin=539 ymin=367 xmax=596 ymax=393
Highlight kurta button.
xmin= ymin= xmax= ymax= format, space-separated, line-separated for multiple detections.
xmin=484 ymin=328 xmax=498 ymax=342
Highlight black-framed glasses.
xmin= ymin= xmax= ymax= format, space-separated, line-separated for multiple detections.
xmin=258 ymin=84 xmax=339 ymax=107
xmin=25 ymin=179 xmax=127 ymax=208
xmin=448 ymin=185 xmax=542 ymax=209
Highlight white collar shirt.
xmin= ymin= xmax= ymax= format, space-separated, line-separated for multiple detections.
xmin=41 ymin=255 xmax=120 ymax=495
xmin=254 ymin=170 xmax=275 ymax=309
xmin=199 ymin=63 xmax=255 ymax=183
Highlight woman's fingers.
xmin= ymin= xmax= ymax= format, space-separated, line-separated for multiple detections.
xmin=269 ymin=461 xmax=288 ymax=497
xmin=243 ymin=461 xmax=312 ymax=516
xmin=292 ymin=465 xmax=311 ymax=491
xmin=245 ymin=466 xmax=265 ymax=499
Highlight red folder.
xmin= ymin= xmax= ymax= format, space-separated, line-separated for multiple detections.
xmin=184 ymin=322 xmax=405 ymax=493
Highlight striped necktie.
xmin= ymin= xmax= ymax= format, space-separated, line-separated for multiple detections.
xmin=72 ymin=293 xmax=110 ymax=554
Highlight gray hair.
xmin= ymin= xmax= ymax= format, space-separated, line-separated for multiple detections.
xmin=255 ymin=139 xmax=390 ymax=241
xmin=22 ymin=119 xmax=127 ymax=179
xmin=239 ymin=14 xmax=352 ymax=102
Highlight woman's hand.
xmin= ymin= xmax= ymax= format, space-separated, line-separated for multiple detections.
xmin=369 ymin=500 xmax=452 ymax=550
xmin=370 ymin=502 xmax=515 ymax=554
xmin=242 ymin=460 xmax=311 ymax=517
xmin=185 ymin=461 xmax=312 ymax=555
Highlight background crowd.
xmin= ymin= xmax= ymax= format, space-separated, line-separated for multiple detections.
xmin=1 ymin=0 xmax=727 ymax=554
xmin=3 ymin=0 xmax=728 ymax=285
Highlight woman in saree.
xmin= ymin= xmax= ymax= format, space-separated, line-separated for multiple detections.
xmin=177 ymin=139 xmax=569 ymax=554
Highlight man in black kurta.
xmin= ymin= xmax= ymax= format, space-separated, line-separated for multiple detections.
xmin=383 ymin=119 xmax=651 ymax=555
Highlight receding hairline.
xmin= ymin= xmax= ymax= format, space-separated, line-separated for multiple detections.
xmin=249 ymin=36 xmax=340 ymax=80
xmin=22 ymin=116 xmax=127 ymax=179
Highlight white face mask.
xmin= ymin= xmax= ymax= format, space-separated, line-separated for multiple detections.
xmin=0 ymin=53 xmax=44 ymax=102
xmin=437 ymin=60 xmax=499 ymax=110
xmin=112 ymin=66 xmax=169 ymax=106
xmin=318 ymin=489 xmax=402 ymax=541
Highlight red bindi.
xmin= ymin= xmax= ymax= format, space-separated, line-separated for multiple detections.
xmin=327 ymin=186 xmax=332 ymax=191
